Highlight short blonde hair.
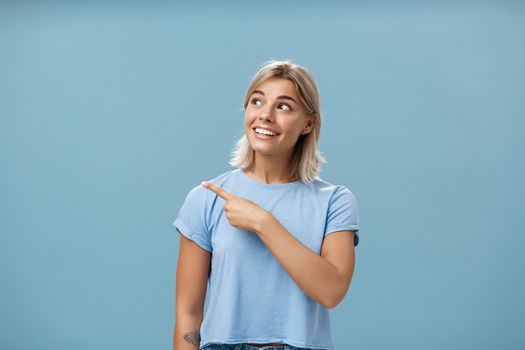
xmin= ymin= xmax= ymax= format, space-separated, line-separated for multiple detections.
xmin=228 ymin=59 xmax=327 ymax=184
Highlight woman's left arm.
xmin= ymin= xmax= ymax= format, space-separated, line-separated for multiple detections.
xmin=201 ymin=181 xmax=354 ymax=309
xmin=255 ymin=212 xmax=354 ymax=309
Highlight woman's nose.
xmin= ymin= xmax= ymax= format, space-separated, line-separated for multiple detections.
xmin=259 ymin=107 xmax=273 ymax=121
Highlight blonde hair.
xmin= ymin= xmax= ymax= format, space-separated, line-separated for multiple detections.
xmin=228 ymin=59 xmax=327 ymax=184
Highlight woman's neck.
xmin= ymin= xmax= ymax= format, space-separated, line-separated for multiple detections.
xmin=246 ymin=154 xmax=295 ymax=184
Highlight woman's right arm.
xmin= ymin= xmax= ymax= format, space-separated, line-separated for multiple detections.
xmin=173 ymin=232 xmax=211 ymax=350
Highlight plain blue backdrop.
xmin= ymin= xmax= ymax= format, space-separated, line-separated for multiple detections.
xmin=1 ymin=1 xmax=524 ymax=349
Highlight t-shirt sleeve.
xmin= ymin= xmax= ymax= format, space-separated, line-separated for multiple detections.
xmin=172 ymin=185 xmax=213 ymax=252
xmin=324 ymin=185 xmax=361 ymax=247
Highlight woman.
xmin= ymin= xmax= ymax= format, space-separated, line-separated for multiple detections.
xmin=173 ymin=60 xmax=360 ymax=350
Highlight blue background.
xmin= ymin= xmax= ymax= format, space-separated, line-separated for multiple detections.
xmin=1 ymin=1 xmax=524 ymax=349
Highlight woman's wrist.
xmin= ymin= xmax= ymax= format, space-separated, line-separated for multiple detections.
xmin=254 ymin=209 xmax=274 ymax=235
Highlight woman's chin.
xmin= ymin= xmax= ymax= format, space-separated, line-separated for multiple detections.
xmin=250 ymin=144 xmax=278 ymax=155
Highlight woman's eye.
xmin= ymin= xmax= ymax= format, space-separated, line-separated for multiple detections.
xmin=278 ymin=103 xmax=291 ymax=111
xmin=250 ymin=98 xmax=291 ymax=111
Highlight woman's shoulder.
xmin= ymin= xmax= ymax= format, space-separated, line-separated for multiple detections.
xmin=181 ymin=169 xmax=235 ymax=198
xmin=312 ymin=176 xmax=357 ymax=197
xmin=185 ymin=168 xmax=238 ymax=196
xmin=311 ymin=175 xmax=340 ymax=190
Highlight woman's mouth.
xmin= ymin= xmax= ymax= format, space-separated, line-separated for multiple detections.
xmin=253 ymin=127 xmax=280 ymax=140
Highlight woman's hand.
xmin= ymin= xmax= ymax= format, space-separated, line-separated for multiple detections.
xmin=201 ymin=181 xmax=270 ymax=233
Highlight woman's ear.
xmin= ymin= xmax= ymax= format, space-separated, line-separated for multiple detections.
xmin=302 ymin=113 xmax=318 ymax=134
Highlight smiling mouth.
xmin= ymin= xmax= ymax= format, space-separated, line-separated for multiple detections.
xmin=252 ymin=127 xmax=280 ymax=139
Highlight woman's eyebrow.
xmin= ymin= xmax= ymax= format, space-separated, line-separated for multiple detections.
xmin=252 ymin=90 xmax=297 ymax=104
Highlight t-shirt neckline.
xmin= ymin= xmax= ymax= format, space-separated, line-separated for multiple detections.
xmin=236 ymin=168 xmax=301 ymax=190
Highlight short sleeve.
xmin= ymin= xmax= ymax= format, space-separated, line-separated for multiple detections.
xmin=324 ymin=185 xmax=360 ymax=247
xmin=173 ymin=185 xmax=212 ymax=252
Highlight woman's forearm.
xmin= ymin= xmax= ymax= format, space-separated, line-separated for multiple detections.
xmin=254 ymin=212 xmax=343 ymax=308
xmin=173 ymin=313 xmax=203 ymax=350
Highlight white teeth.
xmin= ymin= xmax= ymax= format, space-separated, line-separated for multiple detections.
xmin=255 ymin=128 xmax=278 ymax=136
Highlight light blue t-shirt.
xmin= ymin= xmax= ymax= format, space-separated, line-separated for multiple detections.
xmin=173 ymin=168 xmax=360 ymax=350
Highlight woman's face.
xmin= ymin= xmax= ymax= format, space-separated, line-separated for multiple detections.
xmin=244 ymin=76 xmax=316 ymax=157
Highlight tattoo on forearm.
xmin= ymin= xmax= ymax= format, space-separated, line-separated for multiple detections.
xmin=183 ymin=330 xmax=201 ymax=346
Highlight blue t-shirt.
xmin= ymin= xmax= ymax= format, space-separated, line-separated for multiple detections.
xmin=173 ymin=168 xmax=360 ymax=350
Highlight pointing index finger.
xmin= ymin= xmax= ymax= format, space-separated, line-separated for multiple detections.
xmin=201 ymin=181 xmax=233 ymax=201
